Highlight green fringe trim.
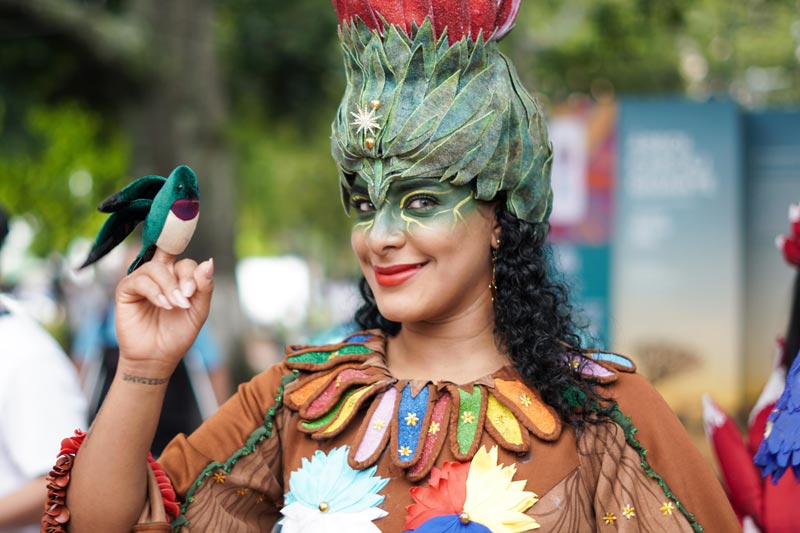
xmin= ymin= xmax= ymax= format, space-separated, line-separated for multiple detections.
xmin=170 ymin=371 xmax=299 ymax=531
xmin=608 ymin=406 xmax=704 ymax=533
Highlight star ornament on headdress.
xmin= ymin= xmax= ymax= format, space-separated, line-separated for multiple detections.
xmin=350 ymin=103 xmax=382 ymax=136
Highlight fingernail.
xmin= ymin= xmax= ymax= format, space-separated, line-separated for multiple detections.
xmin=172 ymin=289 xmax=191 ymax=309
xmin=204 ymin=258 xmax=215 ymax=280
xmin=181 ymin=280 xmax=196 ymax=298
xmin=157 ymin=294 xmax=173 ymax=310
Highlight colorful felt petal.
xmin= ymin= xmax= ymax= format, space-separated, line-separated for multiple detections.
xmin=485 ymin=393 xmax=528 ymax=452
xmin=286 ymin=372 xmax=333 ymax=411
xmin=302 ymin=368 xmax=376 ymax=419
xmin=562 ymin=355 xmax=617 ymax=383
xmin=315 ymin=383 xmax=383 ymax=438
xmin=408 ymin=391 xmax=452 ymax=481
xmin=493 ymin=379 xmax=560 ymax=441
xmin=300 ymin=389 xmax=356 ymax=433
xmin=392 ymin=383 xmax=431 ymax=466
xmin=287 ymin=344 xmax=373 ymax=367
xmin=351 ymin=387 xmax=398 ymax=468
xmin=450 ymin=385 xmax=486 ymax=460
xmin=589 ymin=351 xmax=636 ymax=372
xmin=344 ymin=333 xmax=375 ymax=343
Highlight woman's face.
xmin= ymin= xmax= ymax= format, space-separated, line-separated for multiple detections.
xmin=350 ymin=175 xmax=499 ymax=325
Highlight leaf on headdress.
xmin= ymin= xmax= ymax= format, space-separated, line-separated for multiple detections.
xmin=382 ymin=23 xmax=412 ymax=77
xmin=460 ymin=36 xmax=487 ymax=89
xmin=364 ymin=44 xmax=387 ymax=107
xmin=428 ymin=39 xmax=464 ymax=92
xmin=403 ymin=111 xmax=494 ymax=178
xmin=382 ymin=44 xmax=428 ymax=143
xmin=475 ymin=102 xmax=512 ymax=201
xmin=384 ymin=71 xmax=459 ymax=156
xmin=433 ymin=64 xmax=495 ymax=140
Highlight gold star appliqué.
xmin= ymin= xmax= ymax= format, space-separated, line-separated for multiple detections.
xmin=373 ymin=418 xmax=386 ymax=430
xmin=622 ymin=504 xmax=635 ymax=519
xmin=350 ymin=104 xmax=382 ymax=136
xmin=236 ymin=488 xmax=250 ymax=497
xmin=428 ymin=421 xmax=441 ymax=434
xmin=212 ymin=471 xmax=226 ymax=484
xmin=405 ymin=412 xmax=419 ymax=426
xmin=520 ymin=394 xmax=532 ymax=407
xmin=461 ymin=411 xmax=475 ymax=424
xmin=603 ymin=512 xmax=617 ymax=525
xmin=399 ymin=446 xmax=412 ymax=457
xmin=660 ymin=502 xmax=675 ymax=516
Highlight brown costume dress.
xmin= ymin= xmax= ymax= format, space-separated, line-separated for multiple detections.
xmin=158 ymin=331 xmax=739 ymax=532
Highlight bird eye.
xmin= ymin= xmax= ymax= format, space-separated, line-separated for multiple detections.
xmin=177 ymin=184 xmax=184 ymax=191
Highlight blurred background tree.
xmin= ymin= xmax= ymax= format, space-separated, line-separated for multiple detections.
xmin=0 ymin=0 xmax=798 ymax=349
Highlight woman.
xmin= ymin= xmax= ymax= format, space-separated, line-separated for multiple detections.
xmin=49 ymin=1 xmax=739 ymax=531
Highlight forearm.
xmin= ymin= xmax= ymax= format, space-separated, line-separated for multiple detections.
xmin=0 ymin=475 xmax=47 ymax=527
xmin=68 ymin=363 xmax=169 ymax=532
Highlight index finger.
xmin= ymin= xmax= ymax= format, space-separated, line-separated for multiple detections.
xmin=152 ymin=247 xmax=177 ymax=266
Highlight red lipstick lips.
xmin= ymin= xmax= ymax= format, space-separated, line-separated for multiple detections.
xmin=373 ymin=262 xmax=426 ymax=287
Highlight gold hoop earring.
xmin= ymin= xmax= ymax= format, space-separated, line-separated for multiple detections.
xmin=490 ymin=240 xmax=500 ymax=302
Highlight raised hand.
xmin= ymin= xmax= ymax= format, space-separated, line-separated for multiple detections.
xmin=114 ymin=248 xmax=214 ymax=379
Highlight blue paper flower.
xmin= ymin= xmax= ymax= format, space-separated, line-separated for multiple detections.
xmin=755 ymin=352 xmax=800 ymax=482
xmin=280 ymin=446 xmax=389 ymax=532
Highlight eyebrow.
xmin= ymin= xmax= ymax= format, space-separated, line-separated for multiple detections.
xmin=351 ymin=177 xmax=443 ymax=196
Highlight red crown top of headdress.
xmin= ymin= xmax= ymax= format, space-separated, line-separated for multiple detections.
xmin=777 ymin=204 xmax=800 ymax=267
xmin=332 ymin=0 xmax=522 ymax=44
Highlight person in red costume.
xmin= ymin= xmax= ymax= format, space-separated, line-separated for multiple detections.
xmin=704 ymin=202 xmax=800 ymax=533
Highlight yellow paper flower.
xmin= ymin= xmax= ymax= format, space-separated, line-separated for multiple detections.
xmin=462 ymin=446 xmax=540 ymax=532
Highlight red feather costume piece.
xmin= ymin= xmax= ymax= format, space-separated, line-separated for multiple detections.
xmin=704 ymin=203 xmax=800 ymax=532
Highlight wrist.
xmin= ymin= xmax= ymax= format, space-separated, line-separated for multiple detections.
xmin=115 ymin=361 xmax=174 ymax=385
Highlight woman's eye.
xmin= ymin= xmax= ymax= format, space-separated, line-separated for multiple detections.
xmin=406 ymin=196 xmax=438 ymax=209
xmin=352 ymin=199 xmax=375 ymax=213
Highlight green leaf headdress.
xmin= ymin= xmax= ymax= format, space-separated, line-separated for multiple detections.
xmin=331 ymin=0 xmax=553 ymax=224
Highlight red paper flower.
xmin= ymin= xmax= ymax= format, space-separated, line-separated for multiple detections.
xmin=332 ymin=0 xmax=522 ymax=44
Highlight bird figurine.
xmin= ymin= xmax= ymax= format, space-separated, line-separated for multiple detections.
xmin=80 ymin=165 xmax=200 ymax=274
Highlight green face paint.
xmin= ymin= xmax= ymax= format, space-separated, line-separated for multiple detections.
xmin=349 ymin=176 xmax=478 ymax=236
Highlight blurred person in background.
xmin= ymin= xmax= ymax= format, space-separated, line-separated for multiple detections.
xmin=43 ymin=1 xmax=739 ymax=532
xmin=71 ymin=240 xmax=230 ymax=456
xmin=0 ymin=203 xmax=87 ymax=532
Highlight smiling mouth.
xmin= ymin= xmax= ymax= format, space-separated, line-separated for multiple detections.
xmin=373 ymin=262 xmax=427 ymax=287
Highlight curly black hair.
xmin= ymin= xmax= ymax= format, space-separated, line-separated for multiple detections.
xmin=354 ymin=201 xmax=611 ymax=429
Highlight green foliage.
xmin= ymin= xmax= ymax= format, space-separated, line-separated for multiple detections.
xmin=509 ymin=0 xmax=799 ymax=104
xmin=230 ymin=103 xmax=356 ymax=275
xmin=0 ymin=101 xmax=129 ymax=255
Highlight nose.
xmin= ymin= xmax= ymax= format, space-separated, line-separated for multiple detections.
xmin=365 ymin=205 xmax=405 ymax=254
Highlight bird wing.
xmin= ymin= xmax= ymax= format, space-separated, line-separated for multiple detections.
xmin=80 ymin=199 xmax=152 ymax=269
xmin=98 ymin=175 xmax=166 ymax=213
xmin=127 ymin=244 xmax=157 ymax=274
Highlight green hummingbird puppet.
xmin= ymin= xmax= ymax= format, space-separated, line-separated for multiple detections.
xmin=80 ymin=165 xmax=200 ymax=274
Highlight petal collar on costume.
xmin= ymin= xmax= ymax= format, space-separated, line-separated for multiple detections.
xmin=283 ymin=330 xmax=634 ymax=481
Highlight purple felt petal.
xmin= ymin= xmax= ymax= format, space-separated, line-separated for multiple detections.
xmin=355 ymin=387 xmax=397 ymax=462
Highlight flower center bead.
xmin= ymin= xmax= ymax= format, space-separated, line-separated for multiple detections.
xmin=459 ymin=511 xmax=470 ymax=524
xmin=318 ymin=501 xmax=330 ymax=513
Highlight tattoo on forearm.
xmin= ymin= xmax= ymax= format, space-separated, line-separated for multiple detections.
xmin=122 ymin=373 xmax=169 ymax=386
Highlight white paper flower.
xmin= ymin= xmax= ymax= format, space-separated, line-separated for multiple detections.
xmin=280 ymin=446 xmax=389 ymax=532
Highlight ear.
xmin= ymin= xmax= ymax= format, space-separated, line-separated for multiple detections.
xmin=490 ymin=202 xmax=502 ymax=250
